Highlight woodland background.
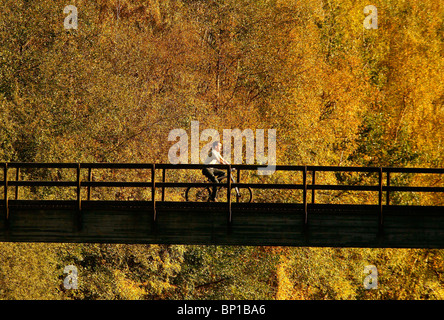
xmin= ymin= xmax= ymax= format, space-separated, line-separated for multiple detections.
xmin=0 ymin=0 xmax=443 ymax=299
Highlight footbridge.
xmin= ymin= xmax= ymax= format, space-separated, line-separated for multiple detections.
xmin=1 ymin=163 xmax=443 ymax=248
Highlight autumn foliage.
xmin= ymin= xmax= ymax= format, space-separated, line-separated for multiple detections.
xmin=0 ymin=0 xmax=443 ymax=299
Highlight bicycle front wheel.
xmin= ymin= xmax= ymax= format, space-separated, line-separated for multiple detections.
xmin=231 ymin=187 xmax=253 ymax=203
xmin=185 ymin=186 xmax=211 ymax=202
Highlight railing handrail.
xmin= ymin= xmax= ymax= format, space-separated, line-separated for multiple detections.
xmin=2 ymin=163 xmax=443 ymax=194
xmin=2 ymin=162 xmax=443 ymax=226
xmin=3 ymin=162 xmax=444 ymax=172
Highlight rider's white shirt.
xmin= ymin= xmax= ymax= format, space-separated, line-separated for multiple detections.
xmin=204 ymin=150 xmax=222 ymax=165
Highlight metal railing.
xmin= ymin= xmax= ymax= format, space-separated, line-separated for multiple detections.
xmin=2 ymin=163 xmax=443 ymax=227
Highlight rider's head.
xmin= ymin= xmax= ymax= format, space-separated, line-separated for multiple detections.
xmin=212 ymin=141 xmax=222 ymax=152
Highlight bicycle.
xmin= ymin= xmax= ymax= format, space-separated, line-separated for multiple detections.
xmin=185 ymin=169 xmax=253 ymax=203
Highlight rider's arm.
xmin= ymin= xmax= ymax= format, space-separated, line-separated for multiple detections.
xmin=219 ymin=157 xmax=230 ymax=165
xmin=215 ymin=151 xmax=230 ymax=165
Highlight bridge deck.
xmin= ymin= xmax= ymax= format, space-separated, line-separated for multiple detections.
xmin=1 ymin=200 xmax=443 ymax=248
xmin=1 ymin=163 xmax=443 ymax=248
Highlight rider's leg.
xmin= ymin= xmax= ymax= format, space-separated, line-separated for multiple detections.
xmin=203 ymin=168 xmax=218 ymax=200
xmin=213 ymin=169 xmax=225 ymax=182
xmin=212 ymin=169 xmax=225 ymax=200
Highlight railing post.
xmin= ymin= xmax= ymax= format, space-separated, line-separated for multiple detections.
xmin=236 ymin=167 xmax=240 ymax=203
xmin=87 ymin=167 xmax=92 ymax=201
xmin=76 ymin=163 xmax=81 ymax=211
xmin=161 ymin=167 xmax=166 ymax=202
xmin=311 ymin=169 xmax=316 ymax=204
xmin=152 ymin=164 xmax=156 ymax=221
xmin=386 ymin=170 xmax=390 ymax=206
xmin=15 ymin=167 xmax=20 ymax=200
xmin=303 ymin=166 xmax=307 ymax=225
xmin=4 ymin=163 xmax=9 ymax=221
xmin=227 ymin=165 xmax=232 ymax=223
xmin=378 ymin=167 xmax=383 ymax=230
xmin=76 ymin=163 xmax=82 ymax=230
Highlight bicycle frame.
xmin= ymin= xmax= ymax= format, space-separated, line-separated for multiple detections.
xmin=185 ymin=168 xmax=253 ymax=203
xmin=215 ymin=173 xmax=241 ymax=197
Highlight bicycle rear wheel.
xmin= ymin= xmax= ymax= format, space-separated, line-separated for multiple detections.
xmin=185 ymin=186 xmax=211 ymax=202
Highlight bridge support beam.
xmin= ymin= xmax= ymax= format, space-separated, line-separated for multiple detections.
xmin=0 ymin=202 xmax=443 ymax=248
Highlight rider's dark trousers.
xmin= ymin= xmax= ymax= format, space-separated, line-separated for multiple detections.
xmin=202 ymin=167 xmax=225 ymax=200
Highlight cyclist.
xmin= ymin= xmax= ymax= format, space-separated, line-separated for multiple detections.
xmin=203 ymin=141 xmax=230 ymax=202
